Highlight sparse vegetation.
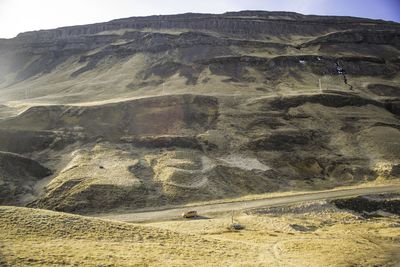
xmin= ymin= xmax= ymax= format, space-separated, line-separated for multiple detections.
xmin=2 ymin=197 xmax=400 ymax=266
xmin=0 ymin=10 xmax=399 ymax=266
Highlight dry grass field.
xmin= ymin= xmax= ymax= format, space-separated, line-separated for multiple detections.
xmin=1 ymin=195 xmax=400 ymax=266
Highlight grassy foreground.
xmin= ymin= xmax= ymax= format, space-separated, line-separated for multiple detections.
xmin=1 ymin=204 xmax=400 ymax=266
xmin=0 ymin=206 xmax=260 ymax=266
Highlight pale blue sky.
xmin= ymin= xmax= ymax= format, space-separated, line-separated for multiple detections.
xmin=0 ymin=0 xmax=399 ymax=38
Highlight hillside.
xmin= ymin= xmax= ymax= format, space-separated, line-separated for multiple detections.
xmin=1 ymin=197 xmax=400 ymax=266
xmin=0 ymin=11 xmax=399 ymax=212
xmin=0 ymin=205 xmax=260 ymax=266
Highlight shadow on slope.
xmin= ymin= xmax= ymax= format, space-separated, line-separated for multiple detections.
xmin=0 ymin=151 xmax=51 ymax=205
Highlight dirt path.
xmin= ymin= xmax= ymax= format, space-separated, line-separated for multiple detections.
xmin=100 ymin=185 xmax=400 ymax=223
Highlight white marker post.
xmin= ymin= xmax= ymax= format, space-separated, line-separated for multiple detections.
xmin=319 ymin=78 xmax=322 ymax=93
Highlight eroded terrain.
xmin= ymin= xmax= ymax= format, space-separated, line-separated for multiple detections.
xmin=0 ymin=11 xmax=399 ymax=266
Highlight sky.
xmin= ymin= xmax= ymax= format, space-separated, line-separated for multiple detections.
xmin=0 ymin=0 xmax=399 ymax=38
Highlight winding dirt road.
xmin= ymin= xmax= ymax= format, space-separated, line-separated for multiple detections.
xmin=102 ymin=185 xmax=400 ymax=223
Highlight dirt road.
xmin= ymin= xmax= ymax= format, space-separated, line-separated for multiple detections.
xmin=102 ymin=185 xmax=400 ymax=222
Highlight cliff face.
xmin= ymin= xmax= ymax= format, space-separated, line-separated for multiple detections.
xmin=0 ymin=11 xmax=399 ymax=212
xmin=0 ymin=11 xmax=399 ymax=99
xmin=0 ymin=11 xmax=399 ymax=101
xmin=13 ymin=11 xmax=399 ymax=40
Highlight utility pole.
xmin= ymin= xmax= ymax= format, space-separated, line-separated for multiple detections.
xmin=162 ymin=82 xmax=165 ymax=95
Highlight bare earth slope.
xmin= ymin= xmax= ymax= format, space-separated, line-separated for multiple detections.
xmin=0 ymin=11 xmax=399 ymax=212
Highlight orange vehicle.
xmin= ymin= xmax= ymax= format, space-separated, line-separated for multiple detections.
xmin=181 ymin=210 xmax=198 ymax=218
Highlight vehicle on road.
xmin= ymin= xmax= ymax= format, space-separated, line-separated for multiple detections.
xmin=182 ymin=210 xmax=198 ymax=218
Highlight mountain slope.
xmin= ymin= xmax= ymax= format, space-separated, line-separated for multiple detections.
xmin=0 ymin=11 xmax=399 ymax=104
xmin=0 ymin=11 xmax=399 ymax=212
